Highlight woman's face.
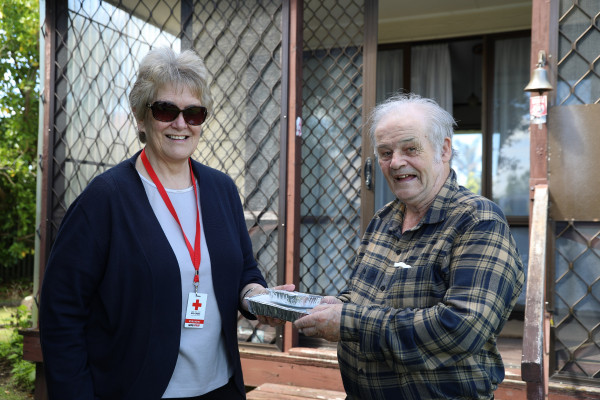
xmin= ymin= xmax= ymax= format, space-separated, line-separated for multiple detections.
xmin=141 ymin=83 xmax=204 ymax=167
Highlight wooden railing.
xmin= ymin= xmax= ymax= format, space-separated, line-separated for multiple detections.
xmin=521 ymin=184 xmax=549 ymax=399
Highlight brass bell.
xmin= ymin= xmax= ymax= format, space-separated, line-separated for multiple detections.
xmin=525 ymin=50 xmax=553 ymax=93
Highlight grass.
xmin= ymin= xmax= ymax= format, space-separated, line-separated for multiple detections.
xmin=0 ymin=306 xmax=14 ymax=341
xmin=0 ymin=278 xmax=35 ymax=399
xmin=0 ymin=387 xmax=32 ymax=400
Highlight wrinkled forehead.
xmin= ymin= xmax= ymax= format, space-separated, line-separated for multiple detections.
xmin=375 ymin=106 xmax=428 ymax=141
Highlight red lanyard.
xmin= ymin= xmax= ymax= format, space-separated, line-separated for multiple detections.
xmin=140 ymin=149 xmax=201 ymax=288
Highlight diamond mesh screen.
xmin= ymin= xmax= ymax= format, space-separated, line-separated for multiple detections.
xmin=553 ymin=221 xmax=600 ymax=381
xmin=49 ymin=0 xmax=282 ymax=344
xmin=299 ymin=0 xmax=363 ymax=296
xmin=185 ymin=0 xmax=284 ymax=345
xmin=557 ymin=0 xmax=600 ymax=105
xmin=551 ymin=0 xmax=600 ymax=383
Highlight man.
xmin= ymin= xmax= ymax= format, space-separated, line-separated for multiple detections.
xmin=294 ymin=93 xmax=525 ymax=399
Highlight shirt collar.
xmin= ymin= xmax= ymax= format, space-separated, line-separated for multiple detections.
xmin=385 ymin=169 xmax=458 ymax=234
xmin=422 ymin=168 xmax=458 ymax=225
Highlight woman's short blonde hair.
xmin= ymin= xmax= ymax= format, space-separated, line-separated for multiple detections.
xmin=129 ymin=47 xmax=212 ymax=143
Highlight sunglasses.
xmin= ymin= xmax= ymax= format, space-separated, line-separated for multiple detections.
xmin=146 ymin=101 xmax=208 ymax=126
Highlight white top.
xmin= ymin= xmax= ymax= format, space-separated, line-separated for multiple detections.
xmin=139 ymin=173 xmax=232 ymax=398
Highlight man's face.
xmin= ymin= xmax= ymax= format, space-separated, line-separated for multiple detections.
xmin=374 ymin=106 xmax=451 ymax=210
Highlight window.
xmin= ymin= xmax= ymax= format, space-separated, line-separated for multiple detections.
xmin=376 ymin=33 xmax=531 ymax=310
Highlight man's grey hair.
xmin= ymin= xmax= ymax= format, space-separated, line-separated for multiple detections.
xmin=368 ymin=93 xmax=457 ymax=162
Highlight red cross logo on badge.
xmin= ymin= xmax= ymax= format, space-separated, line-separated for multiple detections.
xmin=193 ymin=299 xmax=202 ymax=310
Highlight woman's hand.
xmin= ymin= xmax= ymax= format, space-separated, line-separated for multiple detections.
xmin=240 ymin=283 xmax=296 ymax=327
xmin=255 ymin=284 xmax=295 ymax=326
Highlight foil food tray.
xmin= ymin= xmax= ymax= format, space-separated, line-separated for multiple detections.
xmin=266 ymin=289 xmax=322 ymax=308
xmin=246 ymin=291 xmax=322 ymax=322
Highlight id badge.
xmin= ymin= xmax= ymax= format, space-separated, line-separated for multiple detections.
xmin=185 ymin=292 xmax=207 ymax=328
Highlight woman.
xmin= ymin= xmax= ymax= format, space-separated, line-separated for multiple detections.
xmin=40 ymin=47 xmax=290 ymax=400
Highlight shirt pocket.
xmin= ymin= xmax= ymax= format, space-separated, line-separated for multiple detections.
xmin=386 ymin=262 xmax=446 ymax=309
xmin=348 ymin=262 xmax=388 ymax=305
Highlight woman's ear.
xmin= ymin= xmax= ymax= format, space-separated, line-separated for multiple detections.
xmin=135 ymin=114 xmax=145 ymax=133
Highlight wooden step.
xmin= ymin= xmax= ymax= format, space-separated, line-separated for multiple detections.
xmin=248 ymin=380 xmax=600 ymax=400
xmin=247 ymin=383 xmax=346 ymax=400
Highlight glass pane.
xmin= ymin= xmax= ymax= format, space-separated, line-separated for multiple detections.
xmin=374 ymin=48 xmax=404 ymax=210
xmin=554 ymin=221 xmax=600 ymax=378
xmin=451 ymin=40 xmax=483 ymax=131
xmin=300 ymin=0 xmax=364 ymax=296
xmin=453 ymin=132 xmax=482 ymax=195
xmin=491 ymin=37 xmax=531 ymax=217
xmin=301 ymin=49 xmax=362 ymax=295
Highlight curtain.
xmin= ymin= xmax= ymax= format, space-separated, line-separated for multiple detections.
xmin=411 ymin=43 xmax=453 ymax=114
xmin=376 ymin=49 xmax=404 ymax=103
xmin=492 ymin=37 xmax=530 ymax=216
xmin=492 ymin=37 xmax=531 ymax=310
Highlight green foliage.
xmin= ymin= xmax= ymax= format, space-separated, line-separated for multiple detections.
xmin=464 ymin=170 xmax=481 ymax=195
xmin=0 ymin=305 xmax=35 ymax=393
xmin=0 ymin=0 xmax=39 ymax=267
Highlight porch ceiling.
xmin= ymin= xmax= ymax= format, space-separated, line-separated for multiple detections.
xmin=379 ymin=0 xmax=532 ymax=43
xmin=105 ymin=0 xmax=532 ymax=45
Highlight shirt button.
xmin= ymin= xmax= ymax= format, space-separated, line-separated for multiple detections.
xmin=380 ymin=285 xmax=386 ymax=291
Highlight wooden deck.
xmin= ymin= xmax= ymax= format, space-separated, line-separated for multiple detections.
xmin=243 ymin=328 xmax=524 ymax=400
xmin=247 ymin=383 xmax=346 ymax=399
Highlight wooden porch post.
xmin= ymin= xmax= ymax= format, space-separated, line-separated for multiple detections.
xmin=528 ymin=0 xmax=558 ymax=203
xmin=359 ymin=0 xmax=378 ymax=234
xmin=283 ymin=0 xmax=303 ymax=352
xmin=525 ymin=0 xmax=558 ymax=398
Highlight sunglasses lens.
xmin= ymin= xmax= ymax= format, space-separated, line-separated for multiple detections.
xmin=149 ymin=102 xmax=208 ymax=126
xmin=151 ymin=102 xmax=180 ymax=122
xmin=183 ymin=107 xmax=207 ymax=126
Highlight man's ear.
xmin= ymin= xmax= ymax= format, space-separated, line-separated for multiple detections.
xmin=441 ymin=137 xmax=452 ymax=162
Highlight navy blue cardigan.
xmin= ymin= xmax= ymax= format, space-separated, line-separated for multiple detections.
xmin=40 ymin=152 xmax=267 ymax=399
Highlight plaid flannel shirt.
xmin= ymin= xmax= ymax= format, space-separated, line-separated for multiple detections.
xmin=337 ymin=170 xmax=525 ymax=400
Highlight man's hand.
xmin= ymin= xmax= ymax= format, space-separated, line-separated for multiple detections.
xmin=319 ymin=295 xmax=342 ymax=305
xmin=294 ymin=301 xmax=343 ymax=342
